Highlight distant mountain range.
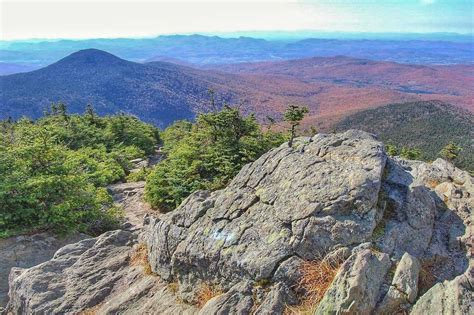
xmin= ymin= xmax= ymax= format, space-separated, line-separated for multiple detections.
xmin=334 ymin=100 xmax=474 ymax=172
xmin=1 ymin=49 xmax=473 ymax=127
xmin=1 ymin=34 xmax=473 ymax=75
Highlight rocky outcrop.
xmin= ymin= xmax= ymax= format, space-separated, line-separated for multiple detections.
xmin=0 ymin=233 xmax=87 ymax=308
xmin=0 ymin=181 xmax=151 ymax=310
xmin=2 ymin=181 xmax=162 ymax=314
xmin=145 ymin=130 xmax=387 ymax=301
xmin=5 ymin=130 xmax=473 ymax=314
xmin=6 ymin=230 xmax=197 ymax=315
xmin=8 ymin=230 xmax=136 ymax=313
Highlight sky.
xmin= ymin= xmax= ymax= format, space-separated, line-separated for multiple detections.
xmin=1 ymin=0 xmax=473 ymax=40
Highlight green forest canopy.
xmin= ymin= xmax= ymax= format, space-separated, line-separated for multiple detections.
xmin=334 ymin=101 xmax=473 ymax=173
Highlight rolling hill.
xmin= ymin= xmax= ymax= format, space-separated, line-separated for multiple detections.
xmin=0 ymin=49 xmax=244 ymax=127
xmin=1 ymin=49 xmax=473 ymax=128
xmin=333 ymin=100 xmax=474 ymax=172
xmin=218 ymin=56 xmax=474 ymax=112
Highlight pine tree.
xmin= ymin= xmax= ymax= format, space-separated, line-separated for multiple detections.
xmin=439 ymin=143 xmax=462 ymax=162
xmin=85 ymin=104 xmax=96 ymax=123
xmin=58 ymin=102 xmax=68 ymax=121
xmin=283 ymin=105 xmax=309 ymax=147
xmin=400 ymin=147 xmax=422 ymax=160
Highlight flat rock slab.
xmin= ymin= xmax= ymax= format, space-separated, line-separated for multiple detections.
xmin=0 ymin=232 xmax=86 ymax=308
xmin=6 ymin=230 xmax=198 ymax=315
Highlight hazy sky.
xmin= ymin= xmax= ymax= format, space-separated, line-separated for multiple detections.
xmin=1 ymin=0 xmax=473 ymax=40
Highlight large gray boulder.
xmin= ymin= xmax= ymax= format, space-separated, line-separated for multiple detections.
xmin=377 ymin=159 xmax=437 ymax=259
xmin=145 ymin=130 xmax=387 ymax=300
xmin=411 ymin=269 xmax=473 ymax=315
xmin=391 ymin=252 xmax=421 ymax=303
xmin=7 ymin=230 xmax=136 ymax=314
xmin=376 ymin=252 xmax=421 ymax=313
xmin=143 ymin=131 xmax=472 ymax=313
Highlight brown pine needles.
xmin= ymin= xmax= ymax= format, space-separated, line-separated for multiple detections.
xmin=130 ymin=243 xmax=153 ymax=275
xmin=195 ymin=283 xmax=223 ymax=309
xmin=285 ymin=259 xmax=340 ymax=314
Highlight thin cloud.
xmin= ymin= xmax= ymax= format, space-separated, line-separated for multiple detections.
xmin=421 ymin=0 xmax=436 ymax=5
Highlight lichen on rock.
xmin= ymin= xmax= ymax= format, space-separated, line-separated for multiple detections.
xmin=145 ymin=130 xmax=388 ymax=301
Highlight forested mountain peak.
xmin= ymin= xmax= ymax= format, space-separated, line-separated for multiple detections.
xmin=38 ymin=48 xmax=140 ymax=73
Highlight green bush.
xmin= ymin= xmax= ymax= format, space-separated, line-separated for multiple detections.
xmin=145 ymin=106 xmax=286 ymax=211
xmin=439 ymin=143 xmax=462 ymax=162
xmin=385 ymin=144 xmax=399 ymax=156
xmin=64 ymin=146 xmax=125 ymax=186
xmin=127 ymin=167 xmax=150 ymax=182
xmin=0 ymin=104 xmax=159 ymax=237
xmin=400 ymin=147 xmax=422 ymax=160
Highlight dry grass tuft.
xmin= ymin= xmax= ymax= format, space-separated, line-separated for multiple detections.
xmin=426 ymin=178 xmax=441 ymax=189
xmin=78 ymin=304 xmax=102 ymax=315
xmin=168 ymin=281 xmax=179 ymax=294
xmin=130 ymin=243 xmax=154 ymax=275
xmin=285 ymin=259 xmax=340 ymax=315
xmin=419 ymin=257 xmax=444 ymax=295
xmin=195 ymin=283 xmax=223 ymax=309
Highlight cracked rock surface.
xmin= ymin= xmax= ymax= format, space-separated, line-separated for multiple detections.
xmin=6 ymin=230 xmax=197 ymax=315
xmin=107 ymin=181 xmax=153 ymax=229
xmin=315 ymin=249 xmax=391 ymax=314
xmin=145 ymin=130 xmax=387 ymax=300
xmin=0 ymin=233 xmax=87 ymax=308
xmin=376 ymin=252 xmax=421 ymax=312
xmin=144 ymin=130 xmax=472 ymax=313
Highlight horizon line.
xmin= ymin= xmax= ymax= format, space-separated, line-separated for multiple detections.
xmin=2 ymin=29 xmax=473 ymax=43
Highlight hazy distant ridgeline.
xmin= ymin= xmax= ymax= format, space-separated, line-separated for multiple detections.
xmin=1 ymin=49 xmax=473 ymax=128
xmin=1 ymin=34 xmax=473 ymax=75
